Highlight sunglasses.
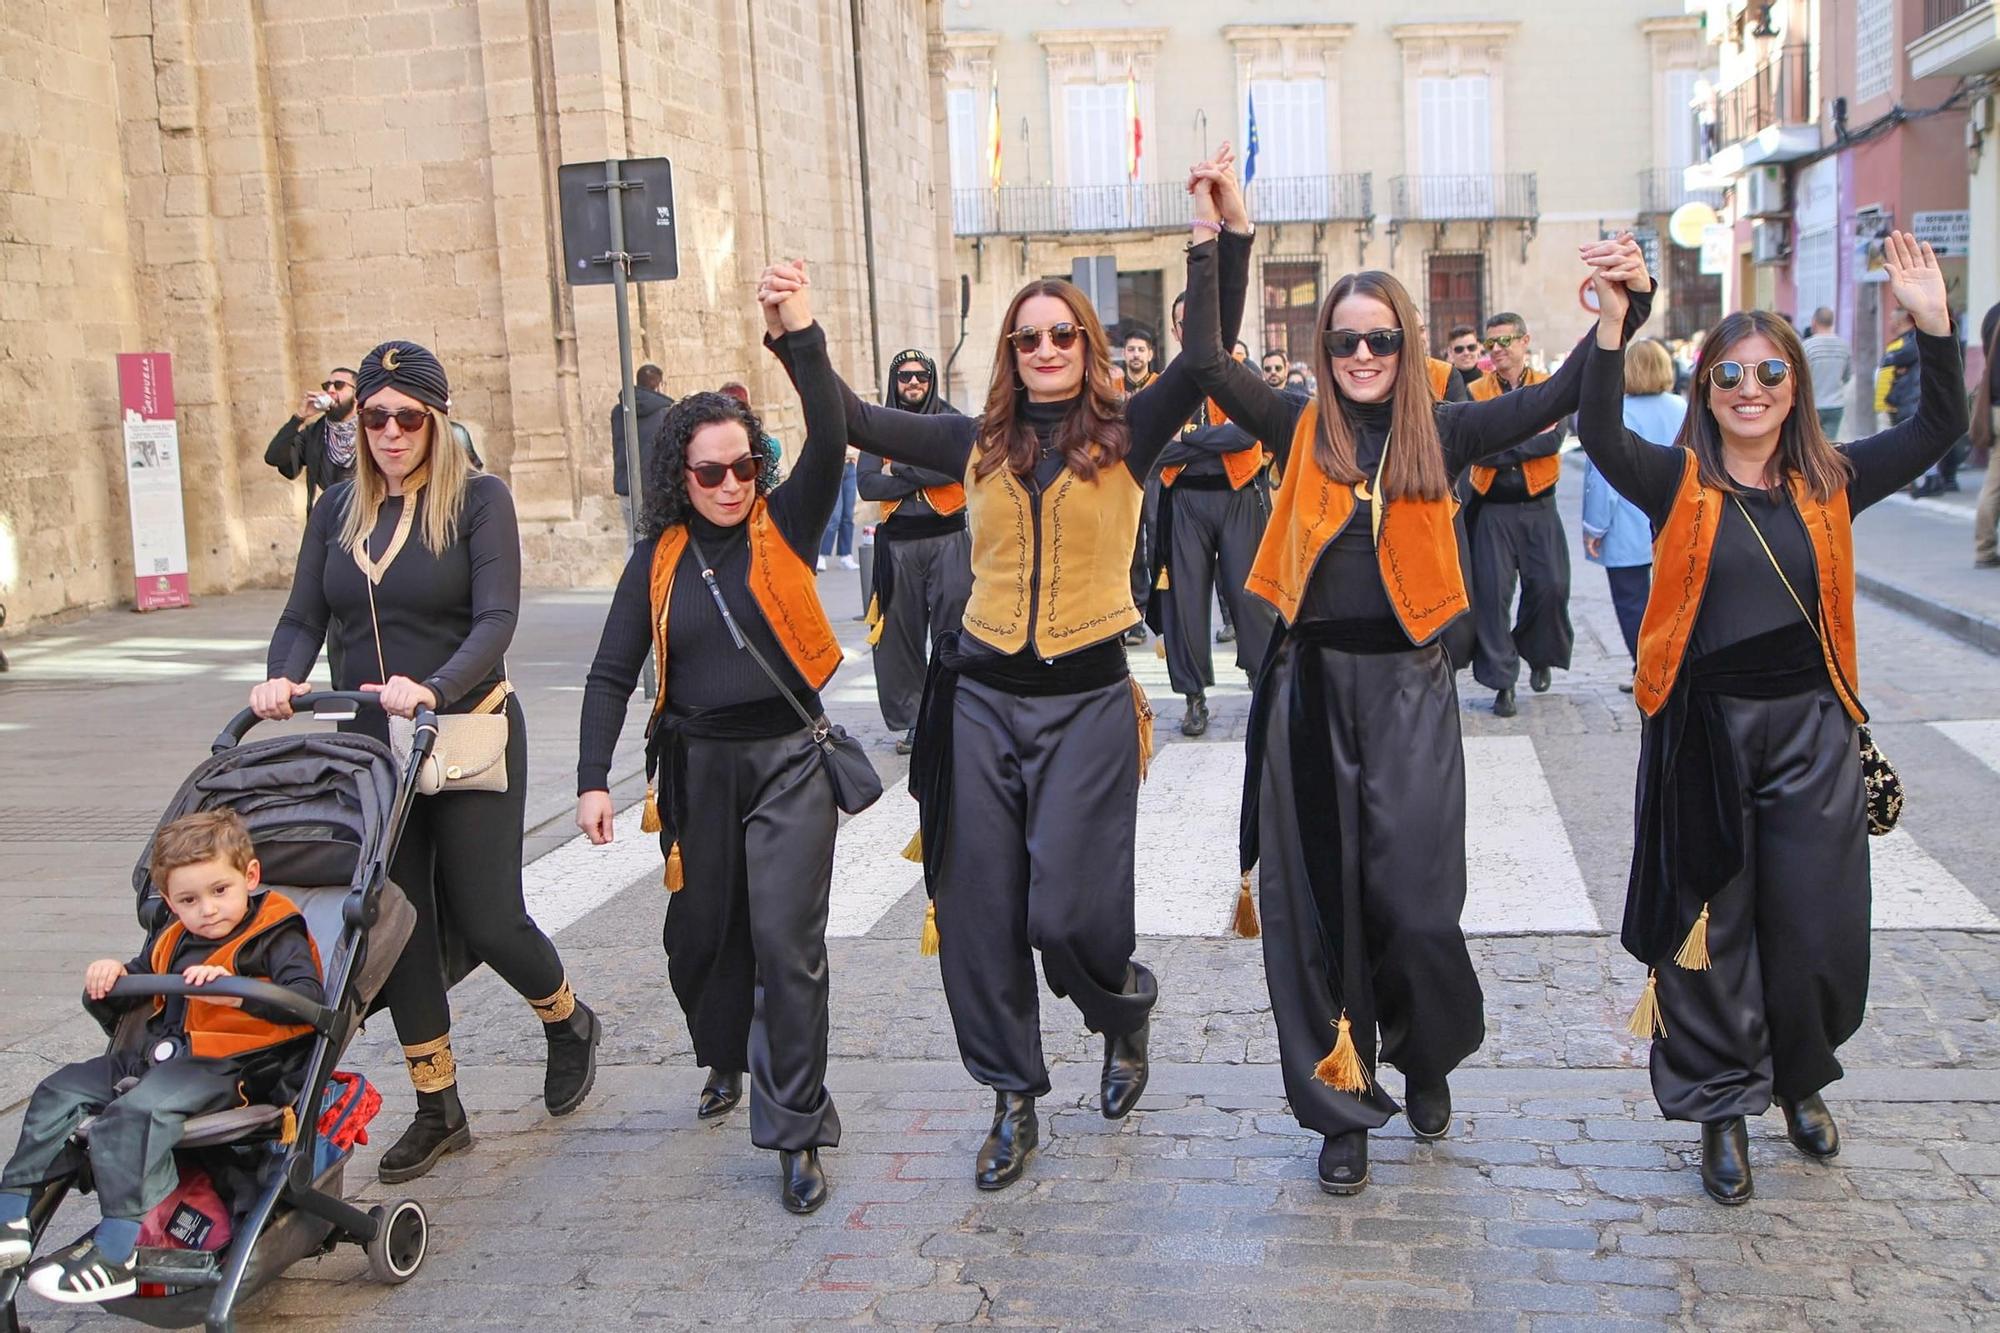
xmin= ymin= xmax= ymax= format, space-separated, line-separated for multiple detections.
xmin=685 ymin=455 xmax=766 ymax=489
xmin=1708 ymin=359 xmax=1790 ymax=392
xmin=1323 ymin=328 xmax=1404 ymax=359
xmin=1007 ymin=323 xmax=1082 ymax=354
xmin=895 ymin=369 xmax=932 ymax=384
xmin=322 ymin=380 xmax=353 ymax=393
xmin=359 ymin=406 xmax=430 ymax=432
xmin=1449 ymin=343 xmax=1480 ymax=356
xmin=1483 ymin=334 xmax=1525 ymax=351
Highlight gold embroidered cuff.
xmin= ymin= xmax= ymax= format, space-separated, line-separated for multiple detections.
xmin=402 ymin=1035 xmax=458 ymax=1093
xmin=528 ymin=980 xmax=576 ymax=1024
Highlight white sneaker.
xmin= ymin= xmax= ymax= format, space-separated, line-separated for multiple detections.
xmin=0 ymin=1216 xmax=30 ymax=1269
xmin=26 ymin=1241 xmax=137 ymax=1304
xmin=839 ymin=555 xmax=859 ymax=570
xmin=816 ymin=556 xmax=828 ymax=572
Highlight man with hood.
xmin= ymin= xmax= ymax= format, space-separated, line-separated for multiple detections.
xmin=610 ymin=364 xmax=675 ymax=534
xmin=857 ymin=350 xmax=971 ymax=754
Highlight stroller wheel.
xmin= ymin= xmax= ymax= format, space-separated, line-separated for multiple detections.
xmin=364 ymin=1199 xmax=428 ymax=1284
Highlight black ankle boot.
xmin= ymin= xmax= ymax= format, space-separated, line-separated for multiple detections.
xmin=1700 ymin=1117 xmax=1753 ymax=1205
xmin=1779 ymin=1094 xmax=1840 ymax=1159
xmin=975 ymin=1092 xmax=1038 ymax=1191
xmin=1318 ymin=1130 xmax=1369 ymax=1195
xmin=779 ymin=1149 xmax=829 ymax=1215
xmin=378 ymin=1085 xmax=472 ymax=1184
xmin=543 ymin=1001 xmax=601 ymax=1116
xmin=1101 ymin=1018 xmax=1150 ymax=1120
xmin=1181 ymin=693 xmax=1209 ymax=737
xmin=1405 ymin=1079 xmax=1452 ymax=1140
xmin=699 ymin=1069 xmax=744 ymax=1120
xmin=1493 ymin=687 xmax=1517 ymax=717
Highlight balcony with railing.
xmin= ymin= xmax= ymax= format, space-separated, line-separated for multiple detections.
xmin=1387 ymin=174 xmax=1538 ymax=223
xmin=1638 ymin=167 xmax=1724 ymax=217
xmin=1704 ymin=43 xmax=1817 ymax=169
xmin=1909 ymin=0 xmax=2000 ymax=79
xmin=950 ymin=174 xmax=1372 ymax=238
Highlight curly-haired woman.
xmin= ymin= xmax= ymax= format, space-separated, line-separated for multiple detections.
xmin=574 ymin=274 xmax=850 ymax=1215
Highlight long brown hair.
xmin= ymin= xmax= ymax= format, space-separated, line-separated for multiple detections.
xmin=974 ymin=279 xmax=1130 ymax=482
xmin=1307 ymin=270 xmax=1450 ymax=501
xmin=1678 ymin=311 xmax=1852 ymax=502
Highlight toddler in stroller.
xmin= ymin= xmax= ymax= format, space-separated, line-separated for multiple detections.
xmin=0 ymin=691 xmax=436 ymax=1332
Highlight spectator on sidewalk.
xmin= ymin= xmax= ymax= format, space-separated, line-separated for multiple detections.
xmin=818 ymin=447 xmax=861 ymax=571
xmin=1581 ymin=339 xmax=1683 ymax=692
xmin=1972 ymin=303 xmax=2000 ymax=568
xmin=1802 ymin=307 xmax=1852 ymax=439
xmin=264 ymin=367 xmax=359 ymax=513
xmin=609 ymin=364 xmax=673 ymax=534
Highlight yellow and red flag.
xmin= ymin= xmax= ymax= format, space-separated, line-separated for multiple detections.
xmin=1126 ymin=66 xmax=1143 ymax=181
xmin=986 ymin=75 xmax=1003 ymax=189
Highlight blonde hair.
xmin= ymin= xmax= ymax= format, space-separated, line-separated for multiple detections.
xmin=1624 ymin=339 xmax=1677 ymax=397
xmin=337 ymin=403 xmax=475 ymax=556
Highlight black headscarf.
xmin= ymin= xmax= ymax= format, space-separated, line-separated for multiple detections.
xmin=356 ymin=340 xmax=451 ymax=412
xmin=883 ymin=349 xmax=955 ymax=415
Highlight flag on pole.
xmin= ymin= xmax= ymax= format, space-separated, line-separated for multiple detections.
xmin=986 ymin=75 xmax=1003 ymax=190
xmin=1126 ymin=66 xmax=1143 ymax=182
xmin=1245 ymin=91 xmax=1260 ymax=186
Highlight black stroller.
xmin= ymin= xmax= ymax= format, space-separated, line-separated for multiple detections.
xmin=2 ymin=693 xmax=438 ymax=1332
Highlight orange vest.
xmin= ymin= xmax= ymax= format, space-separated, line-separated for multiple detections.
xmin=646 ymin=498 xmax=843 ymax=723
xmin=149 ymin=892 xmax=322 ymax=1060
xmin=1633 ymin=451 xmax=1863 ymax=721
xmin=880 ymin=482 xmax=967 ymax=520
xmin=1466 ymin=367 xmax=1562 ymax=496
xmin=1162 ymin=400 xmax=1268 ymax=490
xmin=1427 ymin=358 xmax=1454 ymax=400
xmin=1246 ymin=401 xmax=1468 ymax=644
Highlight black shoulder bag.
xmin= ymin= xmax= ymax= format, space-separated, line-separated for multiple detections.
xmin=686 ymin=535 xmax=884 ymax=815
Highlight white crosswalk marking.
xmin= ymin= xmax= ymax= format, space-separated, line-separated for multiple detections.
xmin=1461 ymin=736 xmax=1605 ymax=935
xmin=1133 ymin=742 xmax=1250 ymax=935
xmin=1867 ymin=828 xmax=2000 ymax=930
xmin=522 ymin=799 xmax=665 ymax=936
xmin=827 ymin=778 xmax=924 ymax=936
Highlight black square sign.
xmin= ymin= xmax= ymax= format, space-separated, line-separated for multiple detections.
xmin=558 ymin=157 xmax=680 ymax=285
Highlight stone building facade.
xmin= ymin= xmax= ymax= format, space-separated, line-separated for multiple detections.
xmin=1 ymin=0 xmax=951 ymax=628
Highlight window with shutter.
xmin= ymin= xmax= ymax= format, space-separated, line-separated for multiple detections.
xmin=1416 ymin=75 xmax=1492 ymax=216
xmin=1247 ymin=79 xmax=1330 ymax=221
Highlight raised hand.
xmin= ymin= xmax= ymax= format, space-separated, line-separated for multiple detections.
xmin=1882 ymin=230 xmax=1950 ymax=335
xmin=759 ymin=259 xmax=813 ymax=333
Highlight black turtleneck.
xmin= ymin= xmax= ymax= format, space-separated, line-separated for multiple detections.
xmin=1292 ymin=399 xmax=1401 ymax=625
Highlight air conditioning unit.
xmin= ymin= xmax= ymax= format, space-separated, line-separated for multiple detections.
xmin=1751 ymin=218 xmax=1791 ymax=265
xmin=1742 ymin=165 xmax=1788 ymax=218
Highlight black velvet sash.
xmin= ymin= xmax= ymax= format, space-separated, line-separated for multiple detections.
xmin=1621 ymin=622 xmax=1828 ymax=964
xmin=645 ymin=692 xmax=817 ymax=844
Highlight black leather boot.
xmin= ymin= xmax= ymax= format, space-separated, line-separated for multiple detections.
xmin=975 ymin=1092 xmax=1038 ymax=1191
xmin=1700 ymin=1117 xmax=1754 ymax=1205
xmin=378 ymin=1085 xmax=472 ymax=1184
xmin=1405 ymin=1079 xmax=1452 ymax=1140
xmin=1493 ymin=687 xmax=1517 ymax=717
xmin=1530 ymin=664 xmax=1552 ymax=693
xmin=1101 ymin=1017 xmax=1150 ymax=1120
xmin=1317 ymin=1130 xmax=1369 ymax=1195
xmin=779 ymin=1149 xmax=829 ymax=1214
xmin=699 ymin=1069 xmax=744 ymax=1120
xmin=1180 ymin=693 xmax=1209 ymax=738
xmin=1779 ymin=1094 xmax=1840 ymax=1159
xmin=543 ymin=1000 xmax=601 ymax=1116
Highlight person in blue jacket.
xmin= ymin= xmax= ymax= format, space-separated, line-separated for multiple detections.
xmin=1580 ymin=338 xmax=1685 ymax=692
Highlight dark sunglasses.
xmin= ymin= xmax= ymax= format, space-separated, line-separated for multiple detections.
xmin=1483 ymin=333 xmax=1524 ymax=351
xmin=359 ymin=406 xmax=429 ymax=432
xmin=1449 ymin=343 xmax=1480 ymax=356
xmin=322 ymin=379 xmax=353 ymax=393
xmin=1007 ymin=323 xmax=1081 ymax=354
xmin=685 ymin=455 xmax=766 ymax=489
xmin=1708 ymin=359 xmax=1790 ymax=392
xmin=895 ymin=369 xmax=932 ymax=384
xmin=1323 ymin=328 xmax=1404 ymax=359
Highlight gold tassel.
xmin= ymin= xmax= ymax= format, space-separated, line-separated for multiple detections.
xmin=901 ymin=829 xmax=924 ymax=863
xmin=663 ymin=840 xmax=684 ymax=893
xmin=1625 ymin=969 xmax=1667 ymax=1039
xmin=1153 ymin=637 xmax=1167 ymax=660
xmin=1232 ymin=870 xmax=1261 ymax=939
xmin=918 ymin=900 xmax=940 ymax=957
xmin=640 ymin=785 xmax=661 ymax=834
xmin=866 ymin=618 xmax=885 ymax=647
xmin=865 ymin=593 xmax=881 ymax=626
xmin=1155 ymin=568 xmax=1170 ymax=590
xmin=1313 ymin=1012 xmax=1369 ymax=1093
xmin=1129 ymin=677 xmax=1154 ymax=781
xmin=1673 ymin=903 xmax=1712 ymax=971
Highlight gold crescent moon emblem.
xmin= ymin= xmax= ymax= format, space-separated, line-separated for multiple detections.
xmin=382 ymin=348 xmax=401 ymax=371
xmin=1354 ymin=480 xmax=1373 ymax=502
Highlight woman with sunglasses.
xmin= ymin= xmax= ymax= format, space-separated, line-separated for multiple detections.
xmin=1577 ymin=233 xmax=1963 ymax=1205
xmin=1180 ymin=159 xmax=1652 ymax=1196
xmin=763 ymin=151 xmax=1257 ymax=1192
xmin=253 ymin=340 xmax=600 ymax=1183
xmin=573 ymin=275 xmax=851 ymax=1215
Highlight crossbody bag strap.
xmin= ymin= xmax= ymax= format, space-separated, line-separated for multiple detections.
xmin=685 ymin=534 xmax=827 ymax=742
xmin=1728 ymin=494 xmax=1818 ymax=635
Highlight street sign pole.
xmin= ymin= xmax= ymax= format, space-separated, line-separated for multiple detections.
xmin=596 ymin=160 xmax=646 ymax=549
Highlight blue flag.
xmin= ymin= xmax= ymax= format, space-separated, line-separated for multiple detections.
xmin=1245 ymin=92 xmax=1260 ymax=185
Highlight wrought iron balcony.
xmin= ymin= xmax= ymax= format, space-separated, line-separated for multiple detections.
xmin=1387 ymin=174 xmax=1538 ymax=223
xmin=1638 ymin=168 xmax=1724 ymax=216
xmin=1926 ymin=0 xmax=1975 ymax=32
xmin=1712 ymin=44 xmax=1812 ymax=152
xmin=950 ymin=174 xmax=1372 ymax=238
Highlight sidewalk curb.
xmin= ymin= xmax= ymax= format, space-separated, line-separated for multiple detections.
xmin=1857 ymin=569 xmax=2000 ymax=657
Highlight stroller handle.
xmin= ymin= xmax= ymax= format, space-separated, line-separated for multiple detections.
xmin=215 ymin=692 xmax=441 ymax=753
xmin=104 ymin=974 xmax=334 ymax=1033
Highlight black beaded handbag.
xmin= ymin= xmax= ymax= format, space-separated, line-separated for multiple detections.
xmin=1732 ymin=496 xmax=1901 ymax=836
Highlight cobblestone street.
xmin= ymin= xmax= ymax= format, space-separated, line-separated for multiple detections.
xmin=3 ymin=472 xmax=1999 ymax=1329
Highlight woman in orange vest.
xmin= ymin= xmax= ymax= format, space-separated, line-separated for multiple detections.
xmin=769 ymin=155 xmax=1255 ymax=1192
xmin=573 ymin=272 xmax=851 ymax=1215
xmin=1182 ymin=158 xmax=1652 ymax=1196
xmin=1578 ymin=233 xmax=1962 ymax=1205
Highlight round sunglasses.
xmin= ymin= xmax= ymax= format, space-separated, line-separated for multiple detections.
xmin=1708 ymin=359 xmax=1790 ymax=392
xmin=686 ymin=455 xmax=767 ymax=489
xmin=1323 ymin=328 xmax=1404 ymax=360
xmin=1007 ymin=323 xmax=1082 ymax=354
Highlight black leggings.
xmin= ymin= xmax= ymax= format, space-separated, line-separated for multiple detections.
xmin=379 ymin=694 xmax=567 ymax=1047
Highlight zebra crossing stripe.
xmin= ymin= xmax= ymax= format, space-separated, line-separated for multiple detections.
xmin=1461 ymin=737 xmax=1605 ymax=935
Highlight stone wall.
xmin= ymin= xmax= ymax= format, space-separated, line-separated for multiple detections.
xmin=0 ymin=0 xmax=948 ymax=628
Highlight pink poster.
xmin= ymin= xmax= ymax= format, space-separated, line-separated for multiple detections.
xmin=117 ymin=352 xmax=192 ymax=611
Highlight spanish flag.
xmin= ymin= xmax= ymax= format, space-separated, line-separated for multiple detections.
xmin=987 ymin=76 xmax=1003 ymax=190
xmin=1126 ymin=66 xmax=1143 ymax=182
